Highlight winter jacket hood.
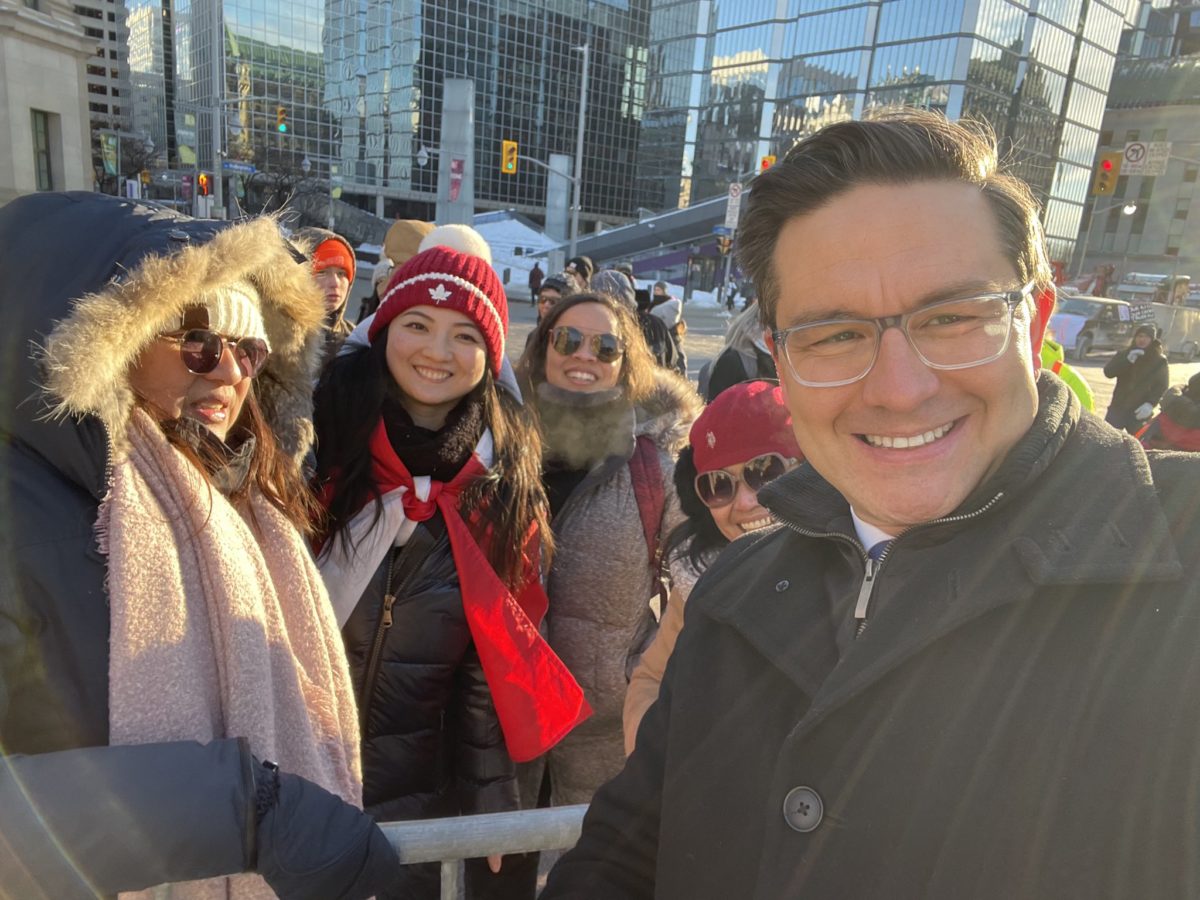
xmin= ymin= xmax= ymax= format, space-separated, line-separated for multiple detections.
xmin=635 ymin=367 xmax=703 ymax=456
xmin=0 ymin=192 xmax=326 ymax=501
xmin=1161 ymin=385 xmax=1200 ymax=430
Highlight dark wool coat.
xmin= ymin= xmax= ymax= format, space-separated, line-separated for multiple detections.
xmin=0 ymin=192 xmax=326 ymax=896
xmin=1103 ymin=339 xmax=1169 ymax=431
xmin=544 ymin=374 xmax=1200 ymax=900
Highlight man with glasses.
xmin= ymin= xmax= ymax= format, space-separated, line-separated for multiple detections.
xmin=543 ymin=109 xmax=1200 ymax=899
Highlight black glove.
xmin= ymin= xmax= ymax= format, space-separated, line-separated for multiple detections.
xmin=252 ymin=759 xmax=400 ymax=900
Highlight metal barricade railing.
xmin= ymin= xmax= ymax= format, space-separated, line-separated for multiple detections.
xmin=379 ymin=805 xmax=588 ymax=900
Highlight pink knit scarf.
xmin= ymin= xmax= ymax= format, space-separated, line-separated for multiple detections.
xmin=100 ymin=410 xmax=362 ymax=900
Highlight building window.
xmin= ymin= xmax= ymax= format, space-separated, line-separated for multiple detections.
xmin=31 ymin=110 xmax=54 ymax=191
xmin=24 ymin=0 xmax=40 ymax=9
xmin=1185 ymin=165 xmax=1198 ymax=183
xmin=1152 ymin=127 xmax=1168 ymax=141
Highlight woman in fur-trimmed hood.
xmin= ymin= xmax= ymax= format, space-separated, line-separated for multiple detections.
xmin=0 ymin=192 xmax=396 ymax=900
xmin=508 ymin=290 xmax=700 ymax=890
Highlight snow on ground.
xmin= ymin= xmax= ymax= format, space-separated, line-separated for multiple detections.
xmin=472 ymin=212 xmax=558 ymax=296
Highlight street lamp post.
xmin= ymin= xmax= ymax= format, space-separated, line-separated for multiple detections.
xmin=1074 ymin=201 xmax=1138 ymax=280
xmin=569 ymin=43 xmax=589 ymax=260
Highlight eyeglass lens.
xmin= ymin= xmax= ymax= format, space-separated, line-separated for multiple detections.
xmin=178 ymin=329 xmax=270 ymax=378
xmin=550 ymin=326 xmax=623 ymax=363
xmin=695 ymin=453 xmax=789 ymax=508
xmin=781 ymin=294 xmax=1015 ymax=386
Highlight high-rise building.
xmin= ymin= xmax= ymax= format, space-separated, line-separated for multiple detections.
xmin=638 ymin=0 xmax=1131 ymax=266
xmin=75 ymin=0 xmax=131 ymax=182
xmin=1077 ymin=1 xmax=1200 ymax=280
xmin=146 ymin=0 xmax=650 ymax=225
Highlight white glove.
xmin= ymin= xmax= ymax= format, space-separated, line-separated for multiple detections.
xmin=1127 ymin=349 xmax=1145 ymax=363
xmin=1135 ymin=402 xmax=1154 ymax=421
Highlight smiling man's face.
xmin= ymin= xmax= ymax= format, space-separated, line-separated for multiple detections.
xmin=769 ymin=180 xmax=1043 ymax=532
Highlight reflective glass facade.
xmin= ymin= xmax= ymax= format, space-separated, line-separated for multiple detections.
xmin=640 ymin=0 xmax=1130 ymax=264
xmin=164 ymin=0 xmax=648 ymax=222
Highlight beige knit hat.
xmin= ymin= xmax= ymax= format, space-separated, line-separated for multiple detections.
xmin=180 ymin=281 xmax=271 ymax=350
xmin=383 ymin=219 xmax=435 ymax=268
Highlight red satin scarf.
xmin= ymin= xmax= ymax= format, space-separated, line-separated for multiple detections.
xmin=367 ymin=420 xmax=590 ymax=761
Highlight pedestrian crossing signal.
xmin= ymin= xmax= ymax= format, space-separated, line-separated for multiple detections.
xmin=501 ymin=140 xmax=518 ymax=175
xmin=197 ymin=172 xmax=210 ymax=196
xmin=1092 ymin=151 xmax=1122 ymax=196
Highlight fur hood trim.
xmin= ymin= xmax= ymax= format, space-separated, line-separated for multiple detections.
xmin=635 ymin=367 xmax=702 ymax=454
xmin=42 ymin=215 xmax=326 ymax=461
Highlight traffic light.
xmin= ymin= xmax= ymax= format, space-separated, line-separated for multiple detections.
xmin=197 ymin=172 xmax=210 ymax=196
xmin=1092 ymin=151 xmax=1122 ymax=196
xmin=760 ymin=154 xmax=777 ymax=172
xmin=276 ymin=106 xmax=288 ymax=133
xmin=501 ymin=139 xmax=518 ymax=175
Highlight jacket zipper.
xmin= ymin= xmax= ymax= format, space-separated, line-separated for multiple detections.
xmin=359 ymin=549 xmax=400 ymax=732
xmin=780 ymin=491 xmax=1006 ymax=639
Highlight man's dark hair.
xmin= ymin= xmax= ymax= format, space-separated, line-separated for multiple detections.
xmin=737 ymin=108 xmax=1053 ymax=328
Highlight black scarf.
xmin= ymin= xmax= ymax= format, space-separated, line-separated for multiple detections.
xmin=381 ymin=388 xmax=485 ymax=481
xmin=164 ymin=416 xmax=257 ymax=497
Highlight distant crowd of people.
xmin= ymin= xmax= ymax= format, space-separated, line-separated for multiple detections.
xmin=6 ymin=106 xmax=1200 ymax=900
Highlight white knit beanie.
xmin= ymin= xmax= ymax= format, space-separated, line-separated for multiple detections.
xmin=182 ymin=281 xmax=271 ymax=350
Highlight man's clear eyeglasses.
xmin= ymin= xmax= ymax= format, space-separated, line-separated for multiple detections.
xmin=771 ymin=283 xmax=1034 ymax=388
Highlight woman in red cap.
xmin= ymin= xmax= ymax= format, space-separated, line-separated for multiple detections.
xmin=311 ymin=233 xmax=589 ymax=900
xmin=623 ymin=380 xmax=803 ymax=752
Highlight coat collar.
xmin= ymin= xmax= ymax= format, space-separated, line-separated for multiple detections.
xmin=702 ymin=374 xmax=1183 ymax=715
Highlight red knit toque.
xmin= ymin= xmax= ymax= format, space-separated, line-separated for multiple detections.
xmin=311 ymin=236 xmax=356 ymax=283
xmin=368 ymin=245 xmax=508 ymax=376
xmin=691 ymin=380 xmax=802 ymax=473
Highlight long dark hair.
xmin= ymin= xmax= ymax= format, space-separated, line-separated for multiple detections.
xmin=662 ymin=445 xmax=727 ymax=571
xmin=149 ymin=388 xmax=320 ymax=534
xmin=312 ymin=330 xmax=552 ymax=589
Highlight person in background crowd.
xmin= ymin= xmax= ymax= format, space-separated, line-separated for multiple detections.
xmin=297 ymin=227 xmax=357 ymax=362
xmin=650 ymin=281 xmax=688 ymax=375
xmin=1140 ymin=372 xmax=1200 ymax=451
xmin=545 ymin=107 xmax=1200 ymax=900
xmin=623 ymin=381 xmax=801 ymax=754
xmin=312 ymin=239 xmax=589 ymax=900
xmin=524 ymin=273 xmax=574 ymax=355
xmin=700 ymin=301 xmax=777 ymax=400
xmin=1103 ymin=323 xmax=1168 ymax=433
xmin=615 ymin=262 xmax=636 ymax=285
xmin=528 ymin=261 xmax=544 ymax=305
xmin=1040 ymin=335 xmax=1094 ymax=412
xmin=358 ymin=257 xmax=394 ymax=323
xmin=0 ymin=192 xmax=396 ymax=899
xmin=383 ymin=219 xmax=436 ymax=277
xmin=565 ymin=255 xmax=595 ymax=288
xmin=593 ymin=269 xmax=681 ymax=373
xmin=509 ymin=291 xmax=700 ymax=894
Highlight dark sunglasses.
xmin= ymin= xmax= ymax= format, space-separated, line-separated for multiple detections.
xmin=158 ymin=329 xmax=270 ymax=378
xmin=549 ymin=325 xmax=624 ymax=363
xmin=694 ymin=452 xmax=791 ymax=509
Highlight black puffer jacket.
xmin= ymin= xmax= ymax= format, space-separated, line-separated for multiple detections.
xmin=1103 ymin=339 xmax=1169 ymax=432
xmin=0 ymin=192 xmax=324 ymax=895
xmin=341 ymin=517 xmax=517 ymax=825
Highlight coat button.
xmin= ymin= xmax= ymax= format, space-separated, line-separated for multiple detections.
xmin=782 ymin=786 xmax=823 ymax=833
xmin=775 ymin=579 xmax=790 ymax=592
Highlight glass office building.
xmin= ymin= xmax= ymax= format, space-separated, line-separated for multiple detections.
xmin=639 ymin=0 xmax=1129 ymax=264
xmin=157 ymin=0 xmax=649 ymax=223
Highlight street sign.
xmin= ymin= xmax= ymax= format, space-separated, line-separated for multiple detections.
xmin=724 ymin=181 xmax=743 ymax=231
xmin=1122 ymin=141 xmax=1171 ymax=177
xmin=222 ymin=160 xmax=256 ymax=174
xmin=712 ymin=225 xmax=732 ymax=236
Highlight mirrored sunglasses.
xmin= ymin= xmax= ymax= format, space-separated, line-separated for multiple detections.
xmin=549 ymin=325 xmax=624 ymax=363
xmin=694 ymin=452 xmax=791 ymax=509
xmin=158 ymin=329 xmax=270 ymax=378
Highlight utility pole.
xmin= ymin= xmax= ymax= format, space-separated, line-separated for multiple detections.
xmin=569 ymin=43 xmax=589 ymax=260
xmin=210 ymin=0 xmax=225 ymax=218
